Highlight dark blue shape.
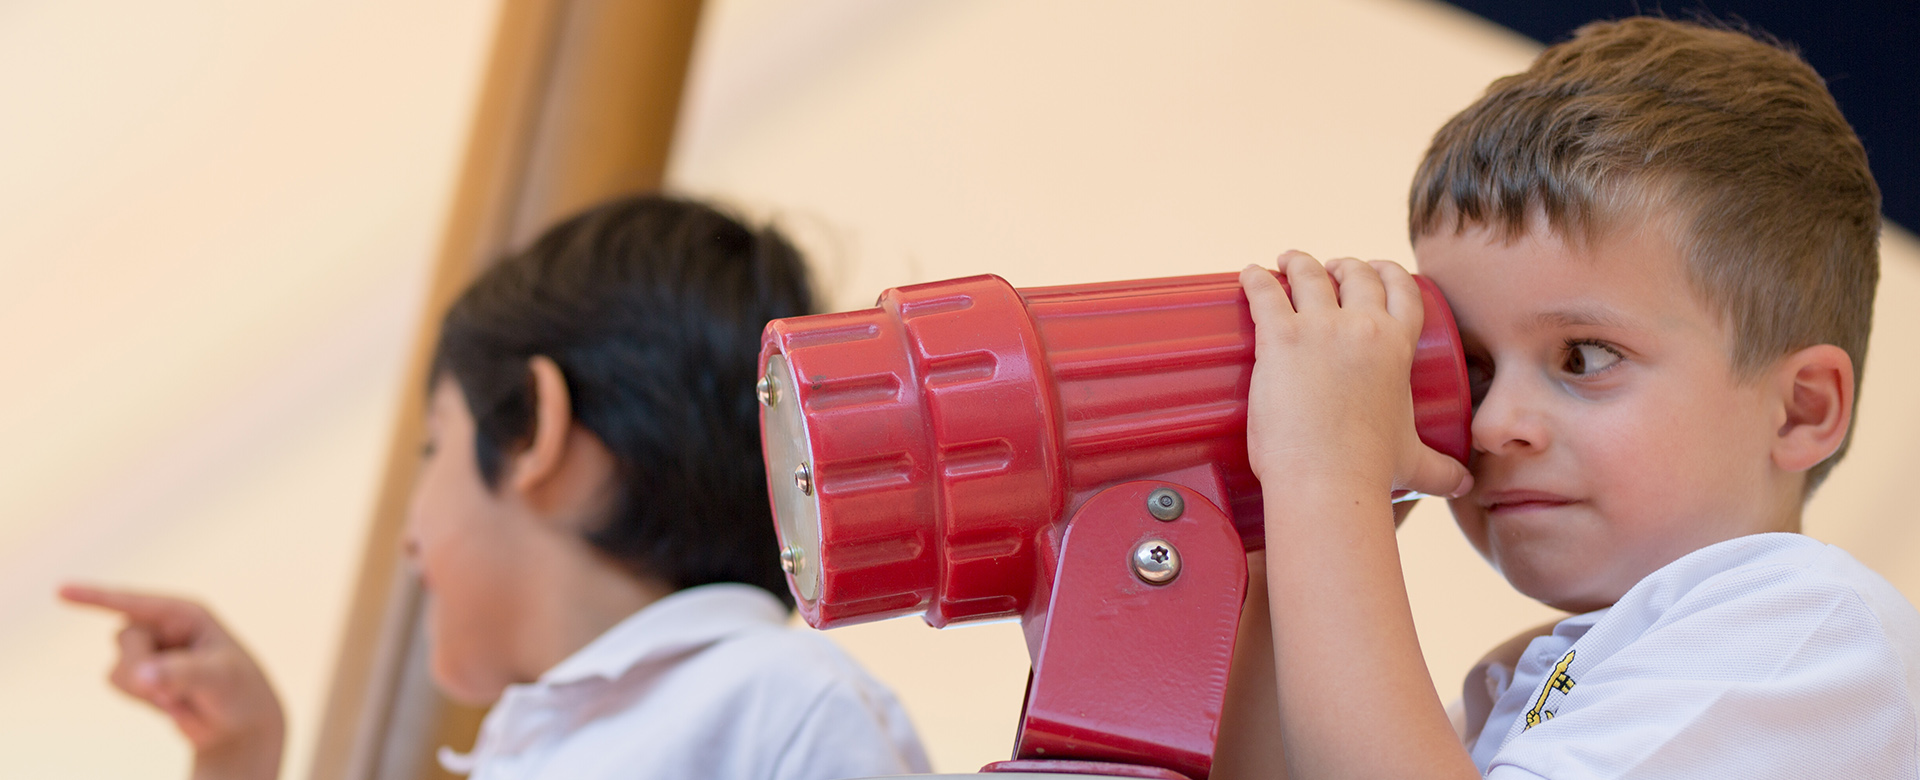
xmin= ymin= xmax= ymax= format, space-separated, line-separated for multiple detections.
xmin=1440 ymin=0 xmax=1915 ymax=235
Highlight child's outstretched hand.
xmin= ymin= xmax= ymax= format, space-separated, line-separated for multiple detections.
xmin=59 ymin=583 xmax=285 ymax=780
xmin=1240 ymin=252 xmax=1471 ymax=502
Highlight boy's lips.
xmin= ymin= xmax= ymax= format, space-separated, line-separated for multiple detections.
xmin=1480 ymin=489 xmax=1579 ymax=513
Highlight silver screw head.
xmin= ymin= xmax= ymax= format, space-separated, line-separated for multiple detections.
xmin=1146 ymin=488 xmax=1184 ymax=521
xmin=793 ymin=461 xmax=813 ymax=496
xmin=756 ymin=373 xmax=779 ymax=407
xmin=779 ymin=545 xmax=802 ymax=575
xmin=1132 ymin=538 xmax=1180 ymax=584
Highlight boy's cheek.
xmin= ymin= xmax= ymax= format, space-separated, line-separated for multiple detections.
xmin=423 ymin=593 xmax=501 ymax=705
xmin=1446 ymin=499 xmax=1492 ymax=555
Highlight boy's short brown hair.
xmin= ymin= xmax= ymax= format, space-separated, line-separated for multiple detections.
xmin=1409 ymin=17 xmax=1881 ymax=489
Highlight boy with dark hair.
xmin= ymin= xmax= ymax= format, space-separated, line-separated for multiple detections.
xmin=1241 ymin=17 xmax=1916 ymax=778
xmin=64 ymin=194 xmax=929 ymax=780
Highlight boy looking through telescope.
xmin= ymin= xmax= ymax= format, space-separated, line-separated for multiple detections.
xmin=1238 ymin=18 xmax=1918 ymax=779
xmin=61 ymin=195 xmax=929 ymax=780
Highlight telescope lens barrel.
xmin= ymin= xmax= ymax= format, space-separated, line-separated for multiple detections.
xmin=759 ymin=271 xmax=1471 ymax=629
xmin=759 ymin=353 xmax=821 ymax=602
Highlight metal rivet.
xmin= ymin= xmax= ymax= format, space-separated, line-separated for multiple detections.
xmin=793 ymin=461 xmax=813 ymax=496
xmin=756 ymin=373 xmax=779 ymax=407
xmin=1146 ymin=488 xmax=1184 ymax=521
xmin=779 ymin=545 xmax=802 ymax=575
xmin=1132 ymin=539 xmax=1180 ymax=584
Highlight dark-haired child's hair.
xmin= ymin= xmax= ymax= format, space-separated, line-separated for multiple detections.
xmin=431 ymin=193 xmax=813 ymax=608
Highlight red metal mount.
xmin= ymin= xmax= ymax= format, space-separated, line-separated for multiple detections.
xmin=995 ymin=481 xmax=1246 ymax=779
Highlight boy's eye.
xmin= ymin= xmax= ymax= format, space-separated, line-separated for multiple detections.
xmin=1465 ymin=354 xmax=1493 ymax=410
xmin=420 ymin=440 xmax=439 ymax=460
xmin=1562 ymin=341 xmax=1623 ymax=376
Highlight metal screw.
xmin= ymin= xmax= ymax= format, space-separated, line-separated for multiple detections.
xmin=793 ymin=461 xmax=813 ymax=496
xmin=756 ymin=373 xmax=779 ymax=407
xmin=1132 ymin=538 xmax=1180 ymax=584
xmin=1146 ymin=488 xmax=1184 ymax=521
xmin=779 ymin=545 xmax=802 ymax=575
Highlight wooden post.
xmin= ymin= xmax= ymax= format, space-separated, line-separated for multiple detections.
xmin=308 ymin=1 xmax=704 ymax=777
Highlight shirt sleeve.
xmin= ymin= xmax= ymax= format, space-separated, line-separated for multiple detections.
xmin=1485 ymin=573 xmax=1920 ymax=780
xmin=770 ymin=679 xmax=932 ymax=780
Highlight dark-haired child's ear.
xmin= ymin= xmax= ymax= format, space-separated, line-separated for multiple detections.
xmin=508 ymin=356 xmax=619 ymax=531
xmin=510 ymin=356 xmax=577 ymax=498
xmin=1770 ymin=344 xmax=1853 ymax=474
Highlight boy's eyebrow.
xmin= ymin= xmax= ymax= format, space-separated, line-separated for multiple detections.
xmin=1528 ymin=306 xmax=1632 ymax=331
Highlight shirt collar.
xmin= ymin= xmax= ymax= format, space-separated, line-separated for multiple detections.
xmin=537 ymin=582 xmax=792 ymax=687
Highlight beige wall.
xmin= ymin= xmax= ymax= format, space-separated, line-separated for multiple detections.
xmin=668 ymin=0 xmax=1920 ymax=772
xmin=0 ymin=2 xmax=499 ymax=777
xmin=3 ymin=0 xmax=1913 ymax=777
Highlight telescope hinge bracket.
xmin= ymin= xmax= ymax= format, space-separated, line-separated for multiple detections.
xmin=991 ymin=481 xmax=1247 ymax=780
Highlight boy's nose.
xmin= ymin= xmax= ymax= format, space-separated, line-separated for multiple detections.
xmin=1470 ymin=373 xmax=1550 ymax=455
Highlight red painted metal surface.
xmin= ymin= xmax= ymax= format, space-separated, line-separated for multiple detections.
xmin=981 ymin=758 xmax=1192 ymax=779
xmin=1011 ymin=482 xmax=1245 ymax=780
xmin=757 ymin=269 xmax=1472 ymax=776
xmin=759 ymin=270 xmax=1469 ymax=629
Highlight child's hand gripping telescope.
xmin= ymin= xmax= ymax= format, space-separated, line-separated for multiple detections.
xmin=757 ymin=270 xmax=1471 ymax=779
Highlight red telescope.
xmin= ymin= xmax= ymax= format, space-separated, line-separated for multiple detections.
xmin=758 ymin=270 xmax=1470 ymax=779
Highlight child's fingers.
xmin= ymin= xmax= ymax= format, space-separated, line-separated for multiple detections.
xmin=110 ymin=624 xmax=161 ymax=697
xmin=58 ymin=583 xmax=131 ymax=611
xmin=1280 ymin=251 xmax=1338 ymax=313
xmin=111 ymin=630 xmax=229 ymax=717
xmin=1327 ymin=257 xmax=1386 ymax=311
xmin=1240 ymin=265 xmax=1294 ymax=331
xmin=61 ymin=583 xmax=182 ymax=619
xmin=1404 ymin=445 xmax=1473 ymax=500
xmin=1372 ymin=260 xmax=1426 ymax=334
xmin=143 ymin=650 xmax=222 ymax=702
xmin=60 ymin=583 xmax=209 ymax=645
xmin=154 ymin=645 xmax=283 ymax=748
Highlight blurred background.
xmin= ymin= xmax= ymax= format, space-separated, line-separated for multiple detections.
xmin=3 ymin=1 xmax=1913 ymax=777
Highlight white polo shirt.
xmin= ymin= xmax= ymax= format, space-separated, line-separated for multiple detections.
xmin=440 ymin=583 xmax=931 ymax=780
xmin=1463 ymin=533 xmax=1920 ymax=779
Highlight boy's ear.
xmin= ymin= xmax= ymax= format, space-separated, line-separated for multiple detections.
xmin=509 ymin=356 xmax=576 ymax=498
xmin=1770 ymin=344 xmax=1854 ymax=474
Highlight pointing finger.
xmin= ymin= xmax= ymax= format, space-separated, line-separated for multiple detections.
xmin=61 ymin=583 xmax=180 ymax=619
xmin=60 ymin=584 xmax=209 ymax=645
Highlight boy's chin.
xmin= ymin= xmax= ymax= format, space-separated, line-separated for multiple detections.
xmin=430 ymin=647 xmax=512 ymax=707
xmin=1499 ymin=565 xmax=1623 ymax=614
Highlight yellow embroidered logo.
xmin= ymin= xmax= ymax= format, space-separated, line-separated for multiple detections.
xmin=1524 ymin=649 xmax=1577 ymax=730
